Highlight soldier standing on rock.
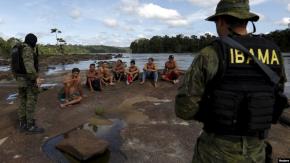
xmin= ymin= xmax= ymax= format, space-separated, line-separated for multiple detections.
xmin=12 ymin=33 xmax=44 ymax=134
xmin=175 ymin=0 xmax=288 ymax=162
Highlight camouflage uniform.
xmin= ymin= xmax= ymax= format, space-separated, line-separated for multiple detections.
xmin=16 ymin=43 xmax=38 ymax=125
xmin=176 ymin=46 xmax=266 ymax=163
xmin=175 ymin=0 xmax=285 ymax=162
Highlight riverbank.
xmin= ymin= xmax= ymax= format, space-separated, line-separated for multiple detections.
xmin=0 ymin=71 xmax=289 ymax=162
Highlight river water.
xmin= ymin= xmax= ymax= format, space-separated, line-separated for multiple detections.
xmin=1 ymin=53 xmax=290 ymax=90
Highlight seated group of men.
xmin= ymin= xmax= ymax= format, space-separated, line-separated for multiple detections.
xmin=59 ymin=55 xmax=180 ymax=108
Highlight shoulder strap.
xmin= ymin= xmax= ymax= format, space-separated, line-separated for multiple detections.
xmin=219 ymin=36 xmax=280 ymax=85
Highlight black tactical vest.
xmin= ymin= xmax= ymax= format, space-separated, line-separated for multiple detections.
xmin=199 ymin=35 xmax=283 ymax=137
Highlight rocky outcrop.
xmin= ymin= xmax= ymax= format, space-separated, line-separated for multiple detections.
xmin=56 ymin=129 xmax=109 ymax=161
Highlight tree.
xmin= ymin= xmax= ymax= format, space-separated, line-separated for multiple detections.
xmin=51 ymin=28 xmax=62 ymax=45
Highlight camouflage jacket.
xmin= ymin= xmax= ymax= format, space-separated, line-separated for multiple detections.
xmin=175 ymin=46 xmax=218 ymax=120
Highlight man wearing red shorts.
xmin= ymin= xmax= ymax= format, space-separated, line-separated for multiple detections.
xmin=161 ymin=55 xmax=180 ymax=84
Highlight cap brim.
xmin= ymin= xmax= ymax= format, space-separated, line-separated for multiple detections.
xmin=206 ymin=11 xmax=259 ymax=22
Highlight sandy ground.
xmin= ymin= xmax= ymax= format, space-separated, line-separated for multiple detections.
xmin=0 ymin=72 xmax=289 ymax=163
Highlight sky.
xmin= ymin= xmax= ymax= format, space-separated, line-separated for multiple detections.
xmin=0 ymin=0 xmax=289 ymax=47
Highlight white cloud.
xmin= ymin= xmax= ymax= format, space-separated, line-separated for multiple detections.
xmin=276 ymin=17 xmax=290 ymax=26
xmin=187 ymin=0 xmax=267 ymax=7
xmin=250 ymin=0 xmax=268 ymax=6
xmin=70 ymin=8 xmax=81 ymax=20
xmin=187 ymin=0 xmax=218 ymax=7
xmin=138 ymin=3 xmax=181 ymax=20
xmin=121 ymin=1 xmax=189 ymax=27
xmin=103 ymin=18 xmax=118 ymax=28
xmin=120 ymin=0 xmax=140 ymax=13
xmin=166 ymin=19 xmax=189 ymax=27
xmin=288 ymin=3 xmax=290 ymax=12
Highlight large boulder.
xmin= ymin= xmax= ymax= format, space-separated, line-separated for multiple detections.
xmin=56 ymin=129 xmax=109 ymax=161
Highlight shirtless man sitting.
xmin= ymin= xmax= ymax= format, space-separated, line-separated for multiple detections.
xmin=100 ymin=62 xmax=115 ymax=86
xmin=161 ymin=55 xmax=180 ymax=84
xmin=126 ymin=60 xmax=139 ymax=85
xmin=86 ymin=64 xmax=102 ymax=92
xmin=112 ymin=59 xmax=125 ymax=82
xmin=140 ymin=57 xmax=158 ymax=87
xmin=60 ymin=68 xmax=83 ymax=108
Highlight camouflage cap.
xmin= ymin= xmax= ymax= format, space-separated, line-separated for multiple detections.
xmin=206 ymin=0 xmax=259 ymax=22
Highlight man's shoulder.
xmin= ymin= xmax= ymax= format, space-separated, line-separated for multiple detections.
xmin=199 ymin=45 xmax=217 ymax=57
xmin=22 ymin=43 xmax=33 ymax=54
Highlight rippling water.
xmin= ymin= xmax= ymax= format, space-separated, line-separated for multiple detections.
xmin=2 ymin=53 xmax=290 ymax=91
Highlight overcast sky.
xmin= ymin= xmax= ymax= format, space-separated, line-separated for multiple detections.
xmin=0 ymin=0 xmax=289 ymax=47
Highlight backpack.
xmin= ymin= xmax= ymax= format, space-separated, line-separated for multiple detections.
xmin=11 ymin=44 xmax=27 ymax=74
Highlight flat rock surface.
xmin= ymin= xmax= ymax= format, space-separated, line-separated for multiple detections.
xmin=0 ymin=72 xmax=289 ymax=163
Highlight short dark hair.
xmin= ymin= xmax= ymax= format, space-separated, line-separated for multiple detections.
xmin=148 ymin=57 xmax=154 ymax=62
xmin=90 ymin=63 xmax=95 ymax=67
xmin=169 ymin=55 xmax=174 ymax=59
xmin=72 ymin=68 xmax=80 ymax=73
xmin=130 ymin=60 xmax=135 ymax=64
xmin=117 ymin=59 xmax=123 ymax=63
xmin=24 ymin=33 xmax=37 ymax=48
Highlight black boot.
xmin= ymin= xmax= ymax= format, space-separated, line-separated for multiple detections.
xmin=26 ymin=120 xmax=45 ymax=134
xmin=19 ymin=119 xmax=27 ymax=132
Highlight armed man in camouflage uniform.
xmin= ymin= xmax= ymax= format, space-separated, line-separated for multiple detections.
xmin=14 ymin=33 xmax=44 ymax=134
xmin=175 ymin=0 xmax=287 ymax=162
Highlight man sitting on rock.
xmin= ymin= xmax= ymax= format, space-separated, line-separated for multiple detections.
xmin=140 ymin=57 xmax=158 ymax=87
xmin=126 ymin=60 xmax=139 ymax=85
xmin=112 ymin=59 xmax=125 ymax=82
xmin=60 ymin=68 xmax=83 ymax=108
xmin=100 ymin=62 xmax=115 ymax=86
xmin=161 ymin=55 xmax=180 ymax=84
xmin=86 ymin=64 xmax=102 ymax=92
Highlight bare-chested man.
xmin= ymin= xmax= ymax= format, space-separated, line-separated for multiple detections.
xmin=161 ymin=55 xmax=180 ymax=84
xmin=60 ymin=68 xmax=83 ymax=108
xmin=86 ymin=64 xmax=102 ymax=92
xmin=112 ymin=59 xmax=125 ymax=82
xmin=100 ymin=62 xmax=115 ymax=86
xmin=126 ymin=60 xmax=139 ymax=85
xmin=140 ymin=57 xmax=158 ymax=87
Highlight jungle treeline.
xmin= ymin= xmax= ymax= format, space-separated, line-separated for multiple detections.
xmin=130 ymin=28 xmax=290 ymax=53
xmin=0 ymin=37 xmax=130 ymax=59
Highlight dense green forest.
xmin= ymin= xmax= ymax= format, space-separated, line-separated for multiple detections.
xmin=0 ymin=28 xmax=289 ymax=59
xmin=130 ymin=29 xmax=290 ymax=53
xmin=0 ymin=37 xmax=130 ymax=59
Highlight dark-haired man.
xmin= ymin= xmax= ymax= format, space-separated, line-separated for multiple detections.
xmin=161 ymin=55 xmax=180 ymax=84
xmin=126 ymin=60 xmax=139 ymax=85
xmin=60 ymin=68 xmax=83 ymax=108
xmin=140 ymin=57 xmax=158 ymax=87
xmin=86 ymin=64 xmax=102 ymax=92
xmin=175 ymin=0 xmax=287 ymax=162
xmin=14 ymin=33 xmax=44 ymax=134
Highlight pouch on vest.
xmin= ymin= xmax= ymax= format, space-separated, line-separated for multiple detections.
xmin=210 ymin=90 xmax=243 ymax=128
xmin=11 ymin=44 xmax=27 ymax=74
xmin=247 ymin=92 xmax=274 ymax=130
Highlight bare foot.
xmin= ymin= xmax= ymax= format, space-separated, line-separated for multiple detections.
xmin=154 ymin=82 xmax=158 ymax=88
xmin=140 ymin=81 xmax=145 ymax=84
xmin=109 ymin=82 xmax=115 ymax=85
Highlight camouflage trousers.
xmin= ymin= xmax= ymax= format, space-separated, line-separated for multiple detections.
xmin=18 ymin=85 xmax=38 ymax=124
xmin=192 ymin=131 xmax=266 ymax=163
